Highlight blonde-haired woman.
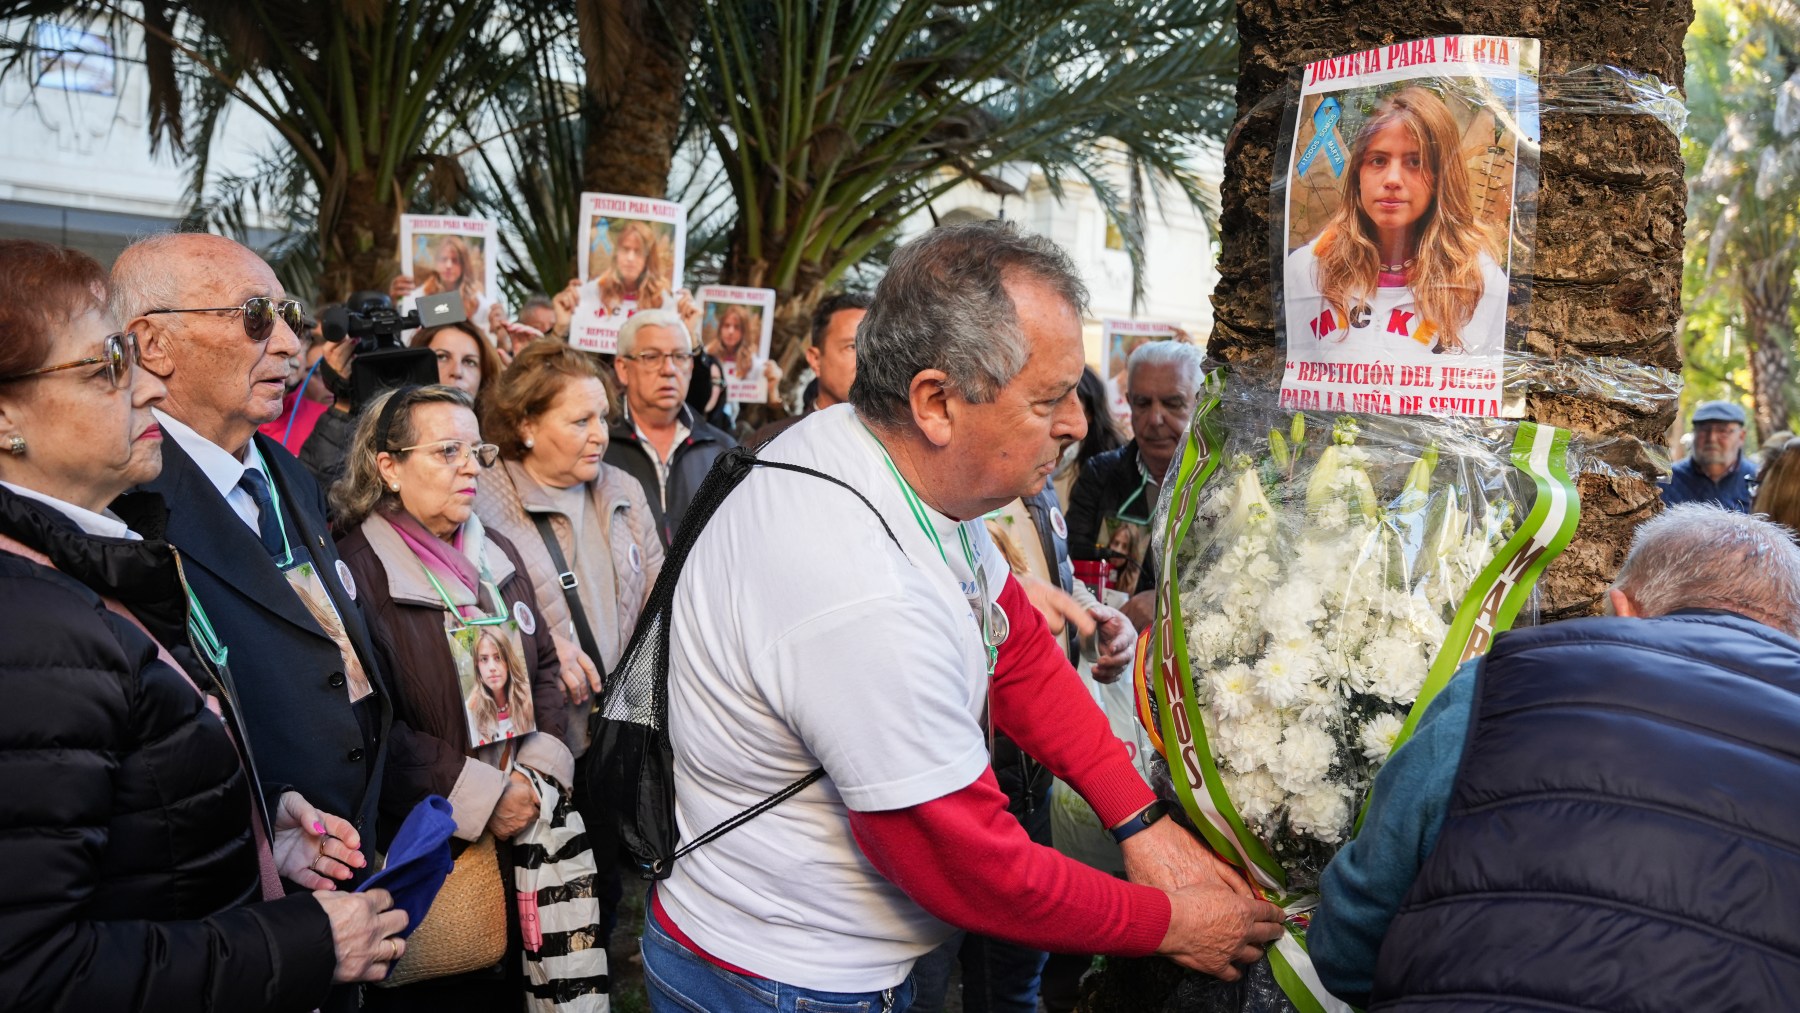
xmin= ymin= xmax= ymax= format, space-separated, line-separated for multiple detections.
xmin=1754 ymin=443 xmax=1800 ymax=540
xmin=1285 ymin=85 xmax=1507 ymax=358
xmin=331 ymin=384 xmax=571 ymax=1010
xmin=596 ymin=219 xmax=671 ymax=315
xmin=465 ymin=627 xmax=534 ymax=747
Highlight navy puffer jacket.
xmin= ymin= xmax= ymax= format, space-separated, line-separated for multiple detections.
xmin=1371 ymin=610 xmax=1800 ymax=1011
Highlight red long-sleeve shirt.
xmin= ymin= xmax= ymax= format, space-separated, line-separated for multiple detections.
xmin=657 ymin=572 xmax=1169 ymax=967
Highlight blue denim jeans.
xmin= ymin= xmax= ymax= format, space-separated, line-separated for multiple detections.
xmin=907 ymin=929 xmax=1048 ymax=1013
xmin=642 ymin=905 xmax=916 ymax=1013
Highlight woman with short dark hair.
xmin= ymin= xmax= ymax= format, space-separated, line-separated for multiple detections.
xmin=0 ymin=239 xmax=405 ymax=1012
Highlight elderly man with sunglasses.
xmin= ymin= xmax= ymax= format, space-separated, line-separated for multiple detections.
xmin=1066 ymin=339 xmax=1205 ymax=632
xmin=114 ymin=234 xmax=396 ymax=913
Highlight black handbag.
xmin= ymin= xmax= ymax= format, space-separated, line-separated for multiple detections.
xmin=579 ymin=445 xmax=901 ymax=879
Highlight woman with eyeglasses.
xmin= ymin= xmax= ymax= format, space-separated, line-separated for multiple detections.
xmin=0 ymin=240 xmax=406 ymax=1011
xmin=330 ymin=384 xmax=572 ymax=1010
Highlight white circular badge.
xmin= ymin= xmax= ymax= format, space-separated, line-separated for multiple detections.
xmin=335 ymin=559 xmax=357 ymax=601
xmin=513 ymin=600 xmax=537 ymax=635
xmin=628 ymin=543 xmax=643 ymax=574
xmin=1049 ymin=507 xmax=1068 ymax=541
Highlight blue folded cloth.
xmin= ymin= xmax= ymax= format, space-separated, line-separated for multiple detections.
xmin=356 ymin=795 xmax=456 ymax=938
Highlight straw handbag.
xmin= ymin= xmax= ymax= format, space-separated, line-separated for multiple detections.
xmin=378 ymin=832 xmax=508 ymax=987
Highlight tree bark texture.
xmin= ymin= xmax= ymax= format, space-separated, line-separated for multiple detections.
xmin=1082 ymin=0 xmax=1693 ymax=1003
xmin=319 ymin=168 xmax=401 ymax=304
xmin=578 ymin=0 xmax=697 ymax=203
xmin=1740 ymin=257 xmax=1795 ymax=440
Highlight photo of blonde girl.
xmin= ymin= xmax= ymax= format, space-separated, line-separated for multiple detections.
xmin=704 ymin=302 xmax=759 ymax=381
xmin=589 ymin=218 xmax=673 ymax=315
xmin=413 ymin=234 xmax=497 ymax=334
xmin=1284 ymin=84 xmax=1509 ymax=361
xmin=462 ymin=626 xmax=535 ymax=747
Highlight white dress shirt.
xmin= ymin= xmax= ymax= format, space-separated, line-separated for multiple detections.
xmin=154 ymin=408 xmax=277 ymax=538
xmin=0 ymin=481 xmax=141 ymax=541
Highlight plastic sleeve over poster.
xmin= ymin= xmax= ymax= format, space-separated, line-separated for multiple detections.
xmin=573 ymin=193 xmax=688 ymax=354
xmin=1274 ymin=36 xmax=1542 ymax=419
xmin=399 ymin=214 xmax=503 ymax=333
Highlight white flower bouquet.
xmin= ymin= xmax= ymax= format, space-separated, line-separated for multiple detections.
xmin=1137 ymin=375 xmax=1581 ymax=1009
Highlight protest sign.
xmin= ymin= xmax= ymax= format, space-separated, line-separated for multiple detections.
xmin=1099 ymin=318 xmax=1180 ymax=429
xmin=573 ymin=193 xmax=686 ymax=354
xmin=698 ymin=285 xmax=776 ymax=403
xmin=400 ymin=215 xmax=500 ymax=334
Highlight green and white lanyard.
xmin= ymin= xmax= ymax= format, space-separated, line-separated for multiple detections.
xmin=866 ymin=429 xmax=1006 ymax=676
xmin=185 ymin=585 xmax=229 ymax=668
xmin=248 ymin=455 xmax=296 ymax=570
xmin=419 ymin=555 xmax=510 ymax=629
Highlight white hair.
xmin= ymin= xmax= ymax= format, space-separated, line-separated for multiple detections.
xmin=1127 ymin=338 xmax=1204 ymax=392
xmin=616 ymin=308 xmax=692 ymax=358
xmin=1612 ymin=503 xmax=1800 ymax=637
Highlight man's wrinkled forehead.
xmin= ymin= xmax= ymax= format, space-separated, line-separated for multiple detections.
xmin=177 ymin=241 xmax=282 ymax=304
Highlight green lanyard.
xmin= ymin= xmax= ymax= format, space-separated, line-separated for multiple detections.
xmin=185 ymin=585 xmax=229 ymax=668
xmin=865 ymin=427 xmax=1000 ymax=676
xmin=420 ymin=558 xmax=510 ymax=628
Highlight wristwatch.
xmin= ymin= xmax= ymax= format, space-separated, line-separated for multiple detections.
xmin=1111 ymin=800 xmax=1172 ymax=845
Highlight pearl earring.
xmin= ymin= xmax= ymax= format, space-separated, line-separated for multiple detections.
xmin=5 ymin=435 xmax=22 ymax=456
xmin=524 ymin=438 xmax=534 ymax=450
xmin=390 ymin=483 xmax=400 ymax=492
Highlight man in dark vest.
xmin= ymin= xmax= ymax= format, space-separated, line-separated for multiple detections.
xmin=1310 ymin=503 xmax=1800 ymax=1009
xmin=115 ymin=233 xmax=394 ymax=866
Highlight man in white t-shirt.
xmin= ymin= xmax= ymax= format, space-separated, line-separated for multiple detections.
xmin=646 ymin=221 xmax=1284 ymax=1012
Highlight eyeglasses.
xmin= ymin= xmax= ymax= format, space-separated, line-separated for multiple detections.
xmin=144 ymin=296 xmax=305 ymax=343
xmin=391 ymin=439 xmax=500 ymax=469
xmin=621 ymin=349 xmax=695 ymax=368
xmin=0 ymin=331 xmax=139 ymax=389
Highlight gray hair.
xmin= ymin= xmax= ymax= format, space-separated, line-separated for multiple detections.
xmin=520 ymin=293 xmax=554 ymax=315
xmin=330 ymin=384 xmax=475 ymax=527
xmin=850 ymin=220 xmax=1088 ymax=429
xmin=108 ymin=232 xmax=193 ymax=326
xmin=616 ymin=307 xmax=692 ymax=358
xmin=1127 ymin=339 xmax=1205 ymax=393
xmin=1612 ymin=503 xmax=1800 ymax=637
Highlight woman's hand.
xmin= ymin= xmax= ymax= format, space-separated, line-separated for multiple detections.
xmin=553 ymin=630 xmax=604 ymax=705
xmin=318 ymin=888 xmax=410 ymax=983
xmin=673 ymin=288 xmax=703 ymax=339
xmin=272 ymin=791 xmax=367 ymax=889
xmin=487 ymin=769 xmax=541 ymax=840
xmin=552 ymin=278 xmax=581 ymax=337
xmin=388 ymin=274 xmax=416 ymax=302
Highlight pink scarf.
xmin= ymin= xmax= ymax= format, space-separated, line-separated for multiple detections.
xmin=388 ymin=510 xmax=485 ymax=619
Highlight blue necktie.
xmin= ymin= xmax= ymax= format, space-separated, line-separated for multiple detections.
xmin=237 ymin=468 xmax=286 ymax=560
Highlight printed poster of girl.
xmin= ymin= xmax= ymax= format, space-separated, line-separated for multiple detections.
xmin=399 ymin=215 xmax=500 ymax=341
xmin=572 ymin=192 xmax=687 ymax=354
xmin=1279 ymin=36 xmax=1539 ymax=418
xmin=697 ymin=285 xmax=777 ymax=402
xmin=448 ymin=624 xmax=536 ymax=748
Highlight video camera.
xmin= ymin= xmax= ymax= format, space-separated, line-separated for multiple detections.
xmin=321 ymin=290 xmax=468 ymax=410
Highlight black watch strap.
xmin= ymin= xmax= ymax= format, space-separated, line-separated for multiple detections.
xmin=1111 ymin=799 xmax=1172 ymax=845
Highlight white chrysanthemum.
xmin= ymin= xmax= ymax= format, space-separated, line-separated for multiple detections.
xmin=1315 ymin=499 xmax=1350 ymax=532
xmin=1221 ymin=711 xmax=1284 ymax=774
xmin=1298 ymin=680 xmax=1344 ymax=724
xmin=1363 ymin=637 xmax=1429 ymax=704
xmin=1188 ymin=613 xmax=1236 ymax=664
xmin=1245 ymin=552 xmax=1280 ymax=584
xmin=1358 ymin=712 xmax=1406 ymax=762
xmin=1209 ymin=664 xmax=1257 ymax=720
xmin=1266 ymin=580 xmax=1326 ymax=632
xmin=1287 ymin=784 xmax=1352 ymax=844
xmin=1270 ymin=722 xmax=1336 ymax=794
xmin=1253 ymin=652 xmax=1310 ymax=710
xmin=1227 ymin=768 xmax=1285 ymax=826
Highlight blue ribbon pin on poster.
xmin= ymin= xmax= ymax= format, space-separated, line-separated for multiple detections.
xmin=1296 ymin=96 xmax=1346 ymax=177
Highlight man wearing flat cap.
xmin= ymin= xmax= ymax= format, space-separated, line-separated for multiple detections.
xmin=1661 ymin=400 xmax=1757 ymax=511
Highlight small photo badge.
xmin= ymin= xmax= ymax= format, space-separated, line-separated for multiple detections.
xmin=1049 ymin=507 xmax=1068 ymax=541
xmin=512 ymin=600 xmax=537 ymax=635
xmin=628 ymin=543 xmax=643 ymax=574
xmin=335 ymin=559 xmax=358 ymax=601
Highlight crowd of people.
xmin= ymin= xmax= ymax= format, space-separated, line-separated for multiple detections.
xmin=0 ymin=215 xmax=1797 ymax=1013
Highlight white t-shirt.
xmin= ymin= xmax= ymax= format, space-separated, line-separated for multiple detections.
xmin=658 ymin=403 xmax=1006 ymax=992
xmin=1283 ymin=240 xmax=1509 ymax=364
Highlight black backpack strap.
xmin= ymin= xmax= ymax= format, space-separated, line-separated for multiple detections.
xmin=529 ymin=512 xmax=605 ymax=671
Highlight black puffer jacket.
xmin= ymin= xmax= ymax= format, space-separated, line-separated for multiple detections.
xmin=0 ymin=484 xmax=335 ymax=1013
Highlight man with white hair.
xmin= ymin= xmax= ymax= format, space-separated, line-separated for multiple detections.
xmin=1067 ymin=338 xmax=1206 ymax=630
xmin=1311 ymin=503 xmax=1800 ymax=1010
xmin=642 ymin=221 xmax=1283 ymax=1013
xmin=605 ymin=308 xmax=737 ymax=546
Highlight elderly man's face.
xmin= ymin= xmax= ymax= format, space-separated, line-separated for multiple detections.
xmin=1129 ymin=361 xmax=1199 ymax=483
xmin=1692 ymin=420 xmax=1745 ymax=469
xmin=135 ymin=238 xmax=301 ymax=454
xmin=612 ymin=323 xmax=692 ymax=424
xmin=945 ymin=275 xmax=1087 ymax=515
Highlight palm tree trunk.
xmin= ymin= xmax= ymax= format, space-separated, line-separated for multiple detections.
xmin=577 ymin=0 xmax=697 ymax=201
xmin=319 ymin=168 xmax=401 ymax=304
xmin=1740 ymin=259 xmax=1794 ymax=440
xmin=1080 ymin=0 xmax=1692 ymax=1004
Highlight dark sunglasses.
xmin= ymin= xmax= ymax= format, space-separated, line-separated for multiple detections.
xmin=144 ymin=296 xmax=305 ymax=343
xmin=0 ymin=331 xmax=139 ymax=389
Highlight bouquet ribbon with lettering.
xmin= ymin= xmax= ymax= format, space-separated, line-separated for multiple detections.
xmin=1133 ymin=372 xmax=1580 ymax=1013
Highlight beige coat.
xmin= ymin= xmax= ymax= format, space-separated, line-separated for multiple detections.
xmin=474 ymin=457 xmax=664 ymax=754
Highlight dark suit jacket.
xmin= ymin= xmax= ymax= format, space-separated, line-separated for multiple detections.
xmin=138 ymin=432 xmax=393 ymax=842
